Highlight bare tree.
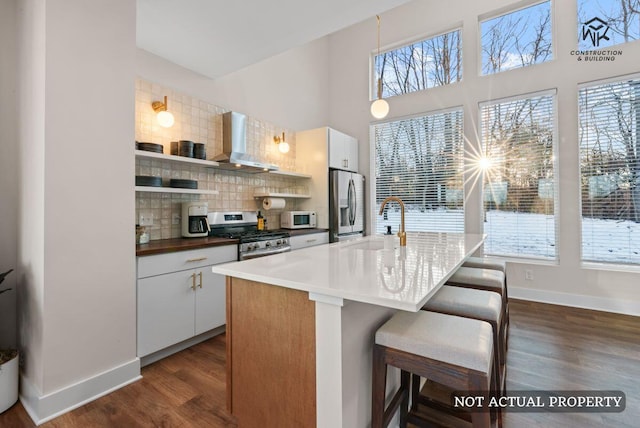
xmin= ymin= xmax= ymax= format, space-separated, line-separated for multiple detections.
xmin=481 ymin=4 xmax=551 ymax=74
xmin=377 ymin=30 xmax=461 ymax=96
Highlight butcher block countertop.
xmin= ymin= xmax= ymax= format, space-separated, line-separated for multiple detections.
xmin=135 ymin=228 xmax=328 ymax=257
xmin=136 ymin=237 xmax=238 ymax=257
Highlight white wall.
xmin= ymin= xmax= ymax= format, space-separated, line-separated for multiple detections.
xmin=0 ymin=0 xmax=18 ymax=350
xmin=136 ymin=36 xmax=331 ymax=131
xmin=327 ymin=0 xmax=640 ymax=315
xmin=18 ymin=0 xmax=138 ymax=421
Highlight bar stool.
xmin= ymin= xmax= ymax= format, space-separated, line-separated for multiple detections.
xmin=447 ymin=267 xmax=509 ymax=349
xmin=372 ymin=310 xmax=495 ymax=428
xmin=462 ymin=258 xmax=510 ymax=333
xmin=422 ymin=286 xmax=506 ymax=396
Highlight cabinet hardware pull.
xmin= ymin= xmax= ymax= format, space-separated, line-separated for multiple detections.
xmin=198 ymin=271 xmax=203 ymax=289
xmin=190 ymin=273 xmax=197 ymax=291
xmin=306 ymin=239 xmax=317 ymax=243
xmin=186 ymin=256 xmax=208 ymax=262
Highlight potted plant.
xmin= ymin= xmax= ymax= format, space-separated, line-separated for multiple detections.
xmin=0 ymin=269 xmax=18 ymax=414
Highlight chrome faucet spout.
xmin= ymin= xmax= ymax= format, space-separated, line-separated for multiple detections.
xmin=378 ymin=196 xmax=407 ymax=246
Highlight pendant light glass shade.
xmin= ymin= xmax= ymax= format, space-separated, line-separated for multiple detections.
xmin=371 ymin=98 xmax=389 ymax=119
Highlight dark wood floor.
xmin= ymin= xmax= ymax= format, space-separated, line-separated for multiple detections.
xmin=1 ymin=299 xmax=638 ymax=427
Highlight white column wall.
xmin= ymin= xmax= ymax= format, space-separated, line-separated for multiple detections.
xmin=18 ymin=0 xmax=47 ymax=391
xmin=41 ymin=0 xmax=137 ymax=392
xmin=17 ymin=0 xmax=138 ymax=419
xmin=0 ymin=0 xmax=19 ymax=350
xmin=327 ymin=0 xmax=640 ymax=314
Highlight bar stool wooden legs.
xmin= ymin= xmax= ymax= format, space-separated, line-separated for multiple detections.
xmin=372 ymin=311 xmax=495 ymax=428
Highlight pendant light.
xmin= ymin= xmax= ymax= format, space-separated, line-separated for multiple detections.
xmin=371 ymin=15 xmax=389 ymax=120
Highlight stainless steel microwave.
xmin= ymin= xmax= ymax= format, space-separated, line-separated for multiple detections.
xmin=280 ymin=211 xmax=317 ymax=229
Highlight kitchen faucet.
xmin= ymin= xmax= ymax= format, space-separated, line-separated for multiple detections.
xmin=378 ymin=196 xmax=406 ymax=246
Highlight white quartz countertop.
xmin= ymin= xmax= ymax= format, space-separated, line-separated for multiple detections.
xmin=212 ymin=232 xmax=485 ymax=312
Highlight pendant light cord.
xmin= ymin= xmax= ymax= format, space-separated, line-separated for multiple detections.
xmin=376 ymin=15 xmax=382 ymax=100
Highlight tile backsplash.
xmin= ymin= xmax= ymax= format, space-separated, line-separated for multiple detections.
xmin=135 ymin=79 xmax=305 ymax=240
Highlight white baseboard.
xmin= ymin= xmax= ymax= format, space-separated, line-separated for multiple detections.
xmin=20 ymin=358 xmax=141 ymax=425
xmin=510 ymin=286 xmax=640 ymax=316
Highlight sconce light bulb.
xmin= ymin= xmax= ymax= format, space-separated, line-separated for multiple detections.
xmin=278 ymin=141 xmax=290 ymax=153
xmin=370 ymin=99 xmax=389 ymax=119
xmin=157 ymin=110 xmax=175 ymax=128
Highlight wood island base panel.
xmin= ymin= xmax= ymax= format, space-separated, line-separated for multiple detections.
xmin=226 ymin=277 xmax=316 ymax=427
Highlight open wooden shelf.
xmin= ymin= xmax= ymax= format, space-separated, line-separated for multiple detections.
xmin=135 ymin=186 xmax=219 ymax=195
xmin=265 ymin=170 xmax=312 ymax=179
xmin=135 ymin=149 xmax=220 ymax=168
xmin=253 ymin=192 xmax=311 ymax=199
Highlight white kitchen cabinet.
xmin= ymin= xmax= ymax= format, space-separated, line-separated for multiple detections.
xmin=136 ymin=245 xmax=236 ymax=357
xmin=328 ymin=128 xmax=359 ymax=172
xmin=194 ymin=267 xmax=226 ymax=335
xmin=296 ymin=127 xmax=359 ymax=229
xmin=290 ymin=232 xmax=329 ymax=250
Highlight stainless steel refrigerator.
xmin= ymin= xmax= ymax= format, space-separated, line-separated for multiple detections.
xmin=329 ymin=169 xmax=365 ymax=242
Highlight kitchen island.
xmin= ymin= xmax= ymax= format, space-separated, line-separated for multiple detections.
xmin=212 ymin=232 xmax=484 ymax=427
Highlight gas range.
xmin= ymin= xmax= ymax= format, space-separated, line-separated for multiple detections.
xmin=208 ymin=211 xmax=291 ymax=260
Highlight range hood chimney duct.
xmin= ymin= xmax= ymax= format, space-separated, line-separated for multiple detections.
xmin=213 ymin=111 xmax=278 ymax=172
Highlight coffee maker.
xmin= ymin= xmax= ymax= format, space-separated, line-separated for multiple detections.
xmin=182 ymin=202 xmax=210 ymax=238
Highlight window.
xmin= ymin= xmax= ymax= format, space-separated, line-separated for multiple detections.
xmin=480 ymin=1 xmax=552 ymax=75
xmin=372 ymin=109 xmax=465 ymax=234
xmin=373 ymin=29 xmax=461 ymax=98
xmin=578 ymin=0 xmax=640 ymax=49
xmin=579 ymin=77 xmax=640 ymax=265
xmin=480 ymin=92 xmax=557 ymax=259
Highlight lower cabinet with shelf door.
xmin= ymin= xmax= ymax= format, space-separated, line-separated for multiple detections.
xmin=136 ymin=245 xmax=236 ymax=362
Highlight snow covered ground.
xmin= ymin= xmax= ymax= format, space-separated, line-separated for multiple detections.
xmin=375 ymin=208 xmax=640 ymax=264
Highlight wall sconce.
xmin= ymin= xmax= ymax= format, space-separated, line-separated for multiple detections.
xmin=274 ymin=132 xmax=290 ymax=153
xmin=152 ymin=95 xmax=175 ymax=128
xmin=371 ymin=15 xmax=389 ymax=119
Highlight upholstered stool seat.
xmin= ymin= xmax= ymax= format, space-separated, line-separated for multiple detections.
xmin=463 ymin=256 xmax=506 ymax=273
xmin=422 ymin=286 xmax=506 ymax=395
xmin=448 ymin=266 xmax=505 ymax=291
xmin=372 ymin=310 xmax=496 ymax=428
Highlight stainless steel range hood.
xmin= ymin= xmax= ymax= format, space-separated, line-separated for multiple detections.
xmin=212 ymin=111 xmax=278 ymax=172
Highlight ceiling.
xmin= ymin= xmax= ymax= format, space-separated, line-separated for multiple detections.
xmin=136 ymin=0 xmax=411 ymax=79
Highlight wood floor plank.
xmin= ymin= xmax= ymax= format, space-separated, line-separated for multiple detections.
xmin=0 ymin=300 xmax=638 ymax=427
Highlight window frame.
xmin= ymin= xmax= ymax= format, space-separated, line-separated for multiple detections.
xmin=478 ymin=88 xmax=560 ymax=261
xmin=477 ymin=0 xmax=554 ymax=76
xmin=370 ymin=25 xmax=463 ymax=102
xmin=370 ymin=106 xmax=466 ymax=234
xmin=577 ymin=73 xmax=640 ymax=267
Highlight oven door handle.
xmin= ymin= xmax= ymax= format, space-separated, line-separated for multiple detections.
xmin=240 ymin=245 xmax=291 ymax=260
